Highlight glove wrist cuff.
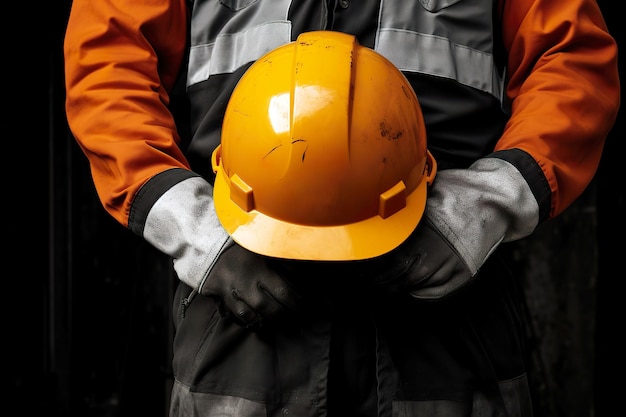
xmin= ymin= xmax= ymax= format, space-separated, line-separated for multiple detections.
xmin=426 ymin=157 xmax=539 ymax=274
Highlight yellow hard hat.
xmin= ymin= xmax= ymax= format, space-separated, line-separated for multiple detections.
xmin=212 ymin=30 xmax=436 ymax=260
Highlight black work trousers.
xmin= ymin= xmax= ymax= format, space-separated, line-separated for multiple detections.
xmin=169 ymin=251 xmax=533 ymax=417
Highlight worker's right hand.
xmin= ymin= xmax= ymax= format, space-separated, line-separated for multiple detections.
xmin=198 ymin=240 xmax=304 ymax=327
xmin=349 ymin=156 xmax=540 ymax=300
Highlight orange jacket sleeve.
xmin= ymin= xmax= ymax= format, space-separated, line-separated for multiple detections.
xmin=498 ymin=0 xmax=620 ymax=218
xmin=64 ymin=0 xmax=190 ymax=227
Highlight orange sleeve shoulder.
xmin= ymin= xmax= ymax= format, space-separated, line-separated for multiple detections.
xmin=64 ymin=0 xmax=191 ymax=226
xmin=498 ymin=0 xmax=620 ymax=217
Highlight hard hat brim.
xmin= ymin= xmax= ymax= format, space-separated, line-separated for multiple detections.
xmin=212 ymin=169 xmax=430 ymax=261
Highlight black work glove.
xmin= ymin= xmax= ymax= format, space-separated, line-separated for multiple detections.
xmin=367 ymin=217 xmax=473 ymax=299
xmin=199 ymin=240 xmax=304 ymax=327
xmin=362 ymin=156 xmax=540 ymax=300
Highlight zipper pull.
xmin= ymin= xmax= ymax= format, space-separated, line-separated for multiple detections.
xmin=181 ymin=297 xmax=190 ymax=318
xmin=180 ymin=289 xmax=198 ymax=318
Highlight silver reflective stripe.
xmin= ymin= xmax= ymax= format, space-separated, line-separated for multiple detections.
xmin=376 ymin=0 xmax=504 ymax=100
xmin=188 ymin=21 xmax=292 ymax=86
xmin=188 ymin=0 xmax=505 ymax=101
xmin=376 ymin=29 xmax=503 ymax=99
xmin=170 ymin=380 xmax=266 ymax=416
xmin=188 ymin=0 xmax=293 ymax=87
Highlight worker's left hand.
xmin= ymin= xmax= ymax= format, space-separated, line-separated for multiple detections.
xmin=367 ymin=156 xmax=540 ymax=300
xmin=369 ymin=216 xmax=473 ymax=299
xmin=200 ymin=240 xmax=305 ymax=327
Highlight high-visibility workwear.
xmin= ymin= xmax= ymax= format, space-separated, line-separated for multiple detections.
xmin=65 ymin=0 xmax=619 ymax=232
xmin=64 ymin=0 xmax=620 ymax=415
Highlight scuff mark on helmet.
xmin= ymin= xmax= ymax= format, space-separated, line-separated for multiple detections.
xmin=263 ymin=144 xmax=283 ymax=159
xmin=292 ymin=138 xmax=308 ymax=162
xmin=379 ymin=122 xmax=403 ymax=140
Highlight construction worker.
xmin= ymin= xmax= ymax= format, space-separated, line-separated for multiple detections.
xmin=64 ymin=1 xmax=620 ymax=416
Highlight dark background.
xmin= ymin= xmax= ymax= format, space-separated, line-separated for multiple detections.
xmin=11 ymin=1 xmax=623 ymax=416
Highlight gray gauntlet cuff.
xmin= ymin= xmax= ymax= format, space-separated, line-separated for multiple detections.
xmin=143 ymin=176 xmax=232 ymax=290
xmin=426 ymin=157 xmax=539 ymax=275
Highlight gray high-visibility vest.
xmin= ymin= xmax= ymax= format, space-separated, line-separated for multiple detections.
xmin=188 ymin=0 xmax=504 ymax=103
